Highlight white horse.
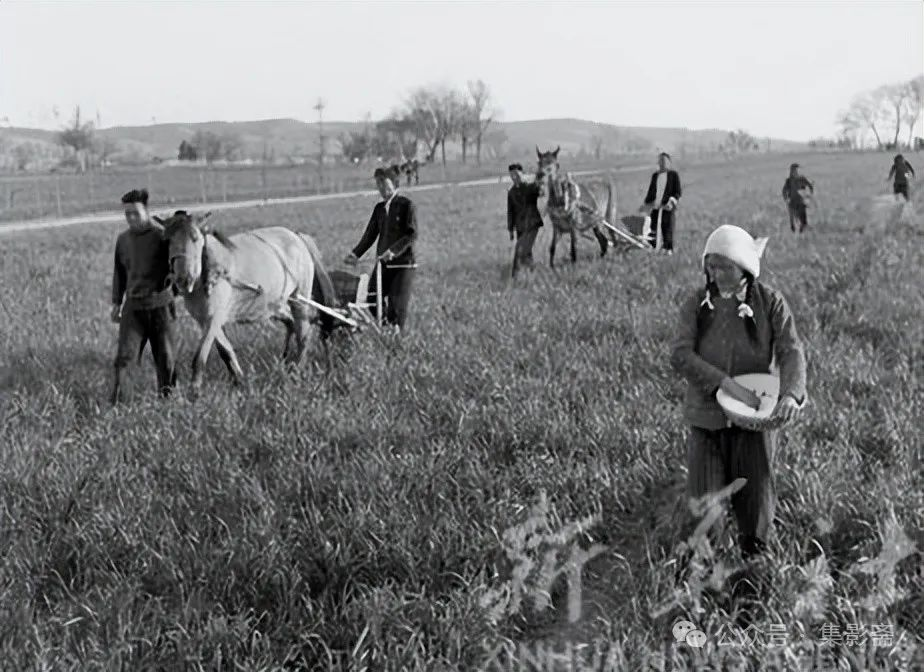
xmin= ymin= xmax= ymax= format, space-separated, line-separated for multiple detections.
xmin=156 ymin=210 xmax=337 ymax=388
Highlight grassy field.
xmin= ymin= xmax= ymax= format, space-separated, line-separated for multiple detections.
xmin=0 ymin=156 xmax=640 ymax=224
xmin=0 ymin=152 xmax=922 ymax=670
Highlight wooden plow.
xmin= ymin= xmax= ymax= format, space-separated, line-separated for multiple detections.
xmin=296 ymin=260 xmax=416 ymax=335
xmin=568 ymin=179 xmax=649 ymax=251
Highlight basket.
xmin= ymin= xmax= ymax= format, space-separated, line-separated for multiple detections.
xmin=329 ymin=269 xmax=376 ymax=308
xmin=716 ymin=373 xmax=782 ymax=431
xmin=620 ymin=214 xmax=649 ymax=236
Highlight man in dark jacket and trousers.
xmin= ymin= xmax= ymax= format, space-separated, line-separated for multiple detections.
xmin=781 ymin=163 xmax=814 ymax=233
xmin=344 ymin=166 xmax=418 ymax=332
xmin=887 ymin=154 xmax=915 ymax=201
xmin=507 ymin=163 xmax=543 ymax=277
xmin=641 ymin=152 xmax=682 ymax=254
xmin=110 ymin=188 xmax=178 ymax=404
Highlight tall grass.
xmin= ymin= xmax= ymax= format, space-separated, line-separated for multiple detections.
xmin=0 ymin=152 xmax=921 ymax=670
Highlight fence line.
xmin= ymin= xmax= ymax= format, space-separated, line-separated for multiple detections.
xmin=0 ymin=158 xmax=658 ymax=224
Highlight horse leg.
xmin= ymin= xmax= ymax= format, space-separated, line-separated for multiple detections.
xmin=286 ymin=300 xmax=311 ymax=366
xmin=214 ymin=328 xmax=244 ymax=386
xmin=292 ymin=316 xmax=311 ymax=365
xmin=275 ymin=316 xmax=295 ymax=360
xmin=109 ymin=368 xmax=123 ymax=406
xmin=191 ymin=324 xmax=220 ymax=389
xmin=549 ymin=229 xmax=558 ymax=268
xmin=570 ymin=229 xmax=578 ymax=264
xmin=593 ymin=226 xmax=609 ymax=258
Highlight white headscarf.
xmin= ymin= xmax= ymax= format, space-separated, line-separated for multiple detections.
xmin=700 ymin=225 xmax=769 ymax=319
xmin=702 ymin=225 xmax=768 ymax=278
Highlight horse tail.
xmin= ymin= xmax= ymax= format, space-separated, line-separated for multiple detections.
xmin=298 ymin=233 xmax=337 ymax=338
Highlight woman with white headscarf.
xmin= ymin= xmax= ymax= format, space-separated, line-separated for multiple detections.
xmin=670 ymin=225 xmax=808 ymax=564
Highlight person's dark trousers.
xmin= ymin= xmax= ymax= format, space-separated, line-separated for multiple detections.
xmin=113 ymin=303 xmax=178 ymax=400
xmin=894 ymin=183 xmax=909 ymax=201
xmin=648 ymin=208 xmax=675 ymax=251
xmin=371 ymin=266 xmax=415 ymax=329
xmin=516 ymin=225 xmax=540 ymax=267
xmin=788 ymin=203 xmax=808 ymax=233
xmin=685 ymin=426 xmax=776 ymax=561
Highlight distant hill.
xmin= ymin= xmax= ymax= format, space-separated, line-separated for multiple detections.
xmin=0 ymin=117 xmax=806 ymax=171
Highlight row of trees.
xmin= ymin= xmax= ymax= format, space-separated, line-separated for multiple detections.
xmin=836 ymin=75 xmax=923 ymax=150
xmin=719 ymin=129 xmax=763 ymax=156
xmin=339 ymin=79 xmax=496 ymax=166
xmin=177 ymin=132 xmax=245 ymax=163
xmin=53 ymin=105 xmax=120 ymax=172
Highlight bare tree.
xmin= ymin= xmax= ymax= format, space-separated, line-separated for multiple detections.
xmin=837 ymin=105 xmax=864 ymax=148
xmin=482 ymin=127 xmax=509 ymax=160
xmin=57 ymin=105 xmax=95 ymax=172
xmin=94 ymin=136 xmax=118 ymax=168
xmin=590 ymin=132 xmax=605 ymax=161
xmin=192 ymin=130 xmax=223 ymax=164
xmin=434 ymin=88 xmax=464 ymax=166
xmin=404 ymin=89 xmax=442 ymax=162
xmin=902 ymin=75 xmax=923 ymax=147
xmin=467 ymin=79 xmax=495 ymax=165
xmin=850 ymin=92 xmax=886 ymax=149
xmin=725 ymin=129 xmax=759 ymax=155
xmin=458 ymin=100 xmax=478 ymax=164
xmin=376 ymin=114 xmax=417 ymax=160
xmin=340 ymin=131 xmax=370 ymax=164
xmin=13 ymin=142 xmax=37 ymax=171
xmin=220 ymin=132 xmax=244 ymax=162
xmin=404 ymin=85 xmax=462 ymax=166
xmin=879 ymin=84 xmax=909 ymax=148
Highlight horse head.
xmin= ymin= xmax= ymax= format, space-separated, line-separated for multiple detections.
xmin=535 ymin=145 xmax=563 ymax=199
xmin=153 ymin=209 xmax=214 ymax=295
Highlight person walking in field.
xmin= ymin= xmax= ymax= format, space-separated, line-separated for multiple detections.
xmin=781 ymin=163 xmax=814 ymax=233
xmin=506 ymin=162 xmax=543 ymax=277
xmin=640 ymin=152 xmax=682 ymax=254
xmin=887 ymin=154 xmax=915 ymax=202
xmin=109 ymin=188 xmax=179 ymax=405
xmin=670 ymin=225 xmax=807 ymax=572
xmin=343 ymin=166 xmax=418 ymax=333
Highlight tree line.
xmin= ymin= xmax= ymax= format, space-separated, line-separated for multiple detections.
xmin=824 ymin=75 xmax=924 ymax=150
xmin=338 ymin=79 xmax=496 ymax=166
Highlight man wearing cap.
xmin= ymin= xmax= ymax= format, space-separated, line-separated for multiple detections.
xmin=781 ymin=163 xmax=814 ymax=233
xmin=343 ymin=166 xmax=418 ymax=332
xmin=506 ymin=162 xmax=543 ymax=276
xmin=641 ymin=152 xmax=682 ymax=254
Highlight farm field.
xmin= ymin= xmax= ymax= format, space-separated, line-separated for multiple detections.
xmin=0 ymin=156 xmax=643 ymax=224
xmin=0 ymin=151 xmax=922 ymax=670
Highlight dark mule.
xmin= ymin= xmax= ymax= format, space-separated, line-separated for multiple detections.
xmin=535 ymin=146 xmax=617 ymax=267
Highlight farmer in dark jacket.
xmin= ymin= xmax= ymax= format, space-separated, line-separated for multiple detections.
xmin=887 ymin=154 xmax=915 ymax=201
xmin=343 ymin=166 xmax=418 ymax=331
xmin=641 ymin=152 xmax=682 ymax=254
xmin=507 ymin=162 xmax=543 ymax=276
xmin=109 ymin=188 xmax=178 ymax=404
xmin=781 ymin=163 xmax=814 ymax=233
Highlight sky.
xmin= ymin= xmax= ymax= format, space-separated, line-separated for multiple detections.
xmin=1 ymin=0 xmax=922 ymax=141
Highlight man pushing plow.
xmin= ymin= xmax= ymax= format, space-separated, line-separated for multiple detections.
xmin=342 ymin=166 xmax=419 ymax=334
